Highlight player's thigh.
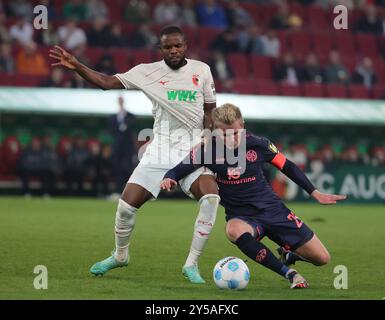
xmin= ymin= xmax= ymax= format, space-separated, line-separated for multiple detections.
xmin=189 ymin=174 xmax=218 ymax=200
xmin=294 ymin=234 xmax=331 ymax=266
xmin=226 ymin=219 xmax=255 ymax=243
xmin=121 ymin=183 xmax=153 ymax=209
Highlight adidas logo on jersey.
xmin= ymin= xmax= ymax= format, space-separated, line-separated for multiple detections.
xmin=167 ymin=90 xmax=197 ymax=102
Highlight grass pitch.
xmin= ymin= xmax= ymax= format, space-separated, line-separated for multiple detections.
xmin=0 ymin=197 xmax=384 ymax=300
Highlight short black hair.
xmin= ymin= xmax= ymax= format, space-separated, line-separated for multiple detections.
xmin=159 ymin=26 xmax=184 ymax=39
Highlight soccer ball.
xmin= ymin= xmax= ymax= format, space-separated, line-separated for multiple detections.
xmin=213 ymin=257 xmax=250 ymax=290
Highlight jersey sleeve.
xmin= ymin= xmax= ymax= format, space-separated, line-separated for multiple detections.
xmin=259 ymin=138 xmax=287 ymax=170
xmin=114 ymin=64 xmax=144 ymax=90
xmin=202 ymin=65 xmax=217 ymax=104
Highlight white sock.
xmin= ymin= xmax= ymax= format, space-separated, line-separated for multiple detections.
xmin=114 ymin=199 xmax=137 ymax=262
xmin=184 ymin=194 xmax=220 ymax=267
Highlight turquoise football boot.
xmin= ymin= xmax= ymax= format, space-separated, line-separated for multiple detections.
xmin=90 ymin=251 xmax=129 ymax=276
xmin=182 ymin=265 xmax=206 ymax=284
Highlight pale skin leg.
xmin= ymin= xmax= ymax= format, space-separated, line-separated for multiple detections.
xmin=226 ymin=219 xmax=331 ymax=267
xmin=294 ymin=234 xmax=331 ymax=266
xmin=225 ymin=219 xmax=255 ymax=242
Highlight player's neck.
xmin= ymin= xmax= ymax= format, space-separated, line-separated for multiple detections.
xmin=164 ymin=58 xmax=188 ymax=70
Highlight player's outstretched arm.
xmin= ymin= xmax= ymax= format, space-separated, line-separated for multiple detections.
xmin=311 ymin=190 xmax=347 ymax=205
xmin=49 ymin=46 xmax=124 ymax=90
xmin=278 ymin=158 xmax=347 ymax=205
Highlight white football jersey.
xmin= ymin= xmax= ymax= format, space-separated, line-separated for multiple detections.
xmin=115 ymin=59 xmax=216 ymax=149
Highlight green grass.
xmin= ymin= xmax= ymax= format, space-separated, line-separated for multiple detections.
xmin=0 ymin=197 xmax=384 ymax=300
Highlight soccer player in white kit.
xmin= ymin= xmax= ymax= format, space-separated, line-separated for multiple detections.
xmin=50 ymin=26 xmax=220 ymax=283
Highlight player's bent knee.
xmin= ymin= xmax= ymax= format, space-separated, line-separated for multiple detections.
xmin=313 ymin=250 xmax=331 ymax=266
xmin=318 ymin=251 xmax=331 ymax=266
xmin=115 ymin=199 xmax=138 ymax=237
xmin=225 ymin=223 xmax=246 ymax=243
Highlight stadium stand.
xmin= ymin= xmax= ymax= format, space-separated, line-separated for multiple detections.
xmin=0 ymin=0 xmax=384 ymax=99
xmin=1 ymin=0 xmax=385 ymax=196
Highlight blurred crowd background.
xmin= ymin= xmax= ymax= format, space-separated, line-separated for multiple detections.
xmin=0 ymin=0 xmax=384 ymax=198
xmin=2 ymin=0 xmax=385 ymax=96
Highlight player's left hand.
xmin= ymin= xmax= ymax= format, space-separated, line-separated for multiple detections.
xmin=311 ymin=189 xmax=347 ymax=205
xmin=160 ymin=178 xmax=177 ymax=192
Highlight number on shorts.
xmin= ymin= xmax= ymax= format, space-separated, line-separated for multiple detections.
xmin=287 ymin=212 xmax=303 ymax=229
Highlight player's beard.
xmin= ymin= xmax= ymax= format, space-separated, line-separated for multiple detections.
xmin=165 ymin=56 xmax=187 ymax=70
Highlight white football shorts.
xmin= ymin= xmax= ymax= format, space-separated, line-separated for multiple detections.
xmin=127 ymin=141 xmax=214 ymax=199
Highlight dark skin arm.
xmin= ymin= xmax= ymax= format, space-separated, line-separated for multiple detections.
xmin=203 ymin=102 xmax=216 ymax=130
xmin=49 ymin=46 xmax=124 ymax=90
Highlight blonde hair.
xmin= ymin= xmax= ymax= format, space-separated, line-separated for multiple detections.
xmin=212 ymin=103 xmax=243 ymax=126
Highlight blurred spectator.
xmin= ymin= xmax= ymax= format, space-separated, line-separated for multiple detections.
xmin=274 ymin=52 xmax=301 ymax=85
xmin=95 ymin=54 xmax=117 ymax=75
xmin=108 ymin=96 xmax=137 ymax=196
xmin=0 ymin=16 xmax=10 ymax=43
xmin=36 ymin=22 xmax=59 ymax=47
xmin=209 ymin=51 xmax=234 ymax=93
xmin=86 ymin=17 xmax=110 ymax=47
xmin=63 ymin=0 xmax=87 ymax=21
xmin=288 ymin=144 xmax=308 ymax=170
xmin=298 ymin=0 xmax=317 ymax=4
xmin=19 ymin=138 xmax=55 ymax=197
xmin=271 ymin=1 xmax=303 ymax=31
xmin=8 ymin=0 xmax=33 ymax=20
xmin=9 ymin=16 xmax=34 ymax=45
xmin=85 ymin=0 xmax=109 ymax=21
xmin=130 ymin=24 xmax=158 ymax=49
xmin=0 ymin=42 xmax=15 ymax=73
xmin=87 ymin=142 xmax=112 ymax=197
xmin=97 ymin=144 xmax=113 ymax=196
xmin=301 ymin=53 xmax=325 ymax=83
xmin=16 ymin=42 xmax=49 ymax=76
xmin=211 ymin=28 xmax=240 ymax=54
xmin=318 ymin=144 xmax=335 ymax=163
xmin=354 ymin=4 xmax=384 ymax=35
xmin=70 ymin=45 xmax=90 ymax=66
xmin=65 ymin=72 xmax=90 ymax=88
xmin=180 ymin=0 xmax=197 ymax=27
xmin=40 ymin=135 xmax=61 ymax=193
xmin=86 ymin=139 xmax=101 ymax=195
xmin=196 ymin=0 xmax=229 ymax=28
xmin=40 ymin=68 xmax=65 ymax=88
xmin=221 ymin=78 xmax=235 ymax=93
xmin=226 ymin=0 xmax=254 ymax=28
xmin=325 ymin=50 xmax=350 ymax=84
xmin=123 ymin=0 xmax=150 ymax=24
xmin=341 ymin=145 xmax=363 ymax=165
xmin=317 ymin=0 xmax=354 ymax=10
xmin=209 ymin=51 xmax=234 ymax=81
xmin=245 ymin=25 xmax=265 ymax=55
xmin=260 ymin=29 xmax=280 ymax=58
xmin=352 ymin=57 xmax=377 ymax=88
xmin=154 ymin=0 xmax=181 ymax=25
xmin=370 ymin=146 xmax=385 ymax=166
xmin=65 ymin=135 xmax=90 ymax=195
xmin=57 ymin=18 xmax=87 ymax=50
xmin=108 ymin=23 xmax=128 ymax=48
xmin=39 ymin=0 xmax=56 ymax=21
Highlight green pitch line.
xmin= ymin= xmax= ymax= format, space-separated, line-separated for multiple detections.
xmin=0 ymin=197 xmax=384 ymax=300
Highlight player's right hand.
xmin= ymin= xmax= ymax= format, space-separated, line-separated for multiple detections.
xmin=49 ymin=45 xmax=78 ymax=70
xmin=160 ymin=178 xmax=177 ymax=192
xmin=311 ymin=189 xmax=347 ymax=205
